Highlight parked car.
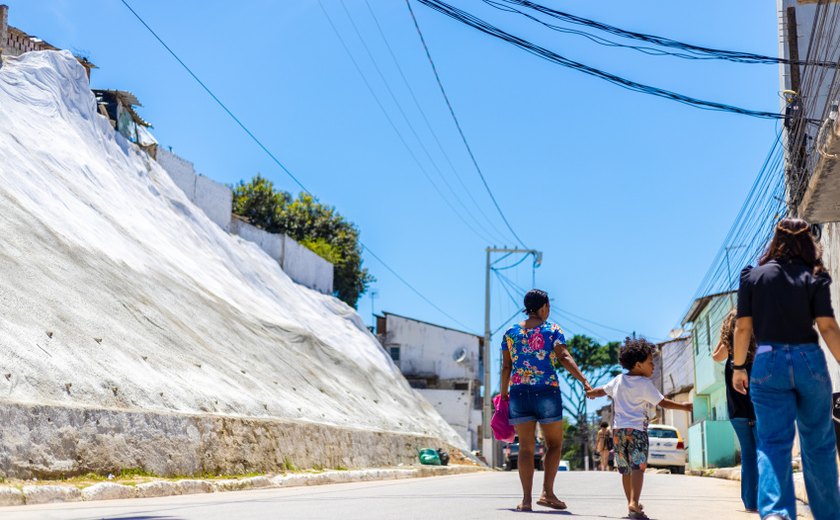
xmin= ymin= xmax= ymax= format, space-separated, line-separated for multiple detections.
xmin=647 ymin=424 xmax=686 ymax=474
xmin=502 ymin=435 xmax=545 ymax=471
xmin=557 ymin=460 xmax=570 ymax=472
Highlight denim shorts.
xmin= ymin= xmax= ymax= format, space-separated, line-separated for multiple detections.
xmin=508 ymin=385 xmax=563 ymax=425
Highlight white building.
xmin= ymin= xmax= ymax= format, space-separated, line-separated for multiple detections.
xmin=376 ymin=312 xmax=483 ymax=450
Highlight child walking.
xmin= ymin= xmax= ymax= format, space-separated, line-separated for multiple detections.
xmin=587 ymin=337 xmax=692 ymax=520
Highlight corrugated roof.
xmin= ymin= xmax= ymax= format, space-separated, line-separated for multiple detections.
xmin=93 ymin=89 xmax=152 ymax=128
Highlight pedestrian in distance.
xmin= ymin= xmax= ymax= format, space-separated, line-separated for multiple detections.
xmin=595 ymin=421 xmax=612 ymax=471
xmin=732 ymin=217 xmax=840 ymax=520
xmin=586 ymin=337 xmax=693 ymax=520
xmin=712 ymin=308 xmax=758 ymax=513
xmin=500 ymin=289 xmax=591 ymax=512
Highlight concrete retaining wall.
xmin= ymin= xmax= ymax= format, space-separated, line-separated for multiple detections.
xmin=282 ymin=235 xmax=334 ymax=295
xmin=155 ymin=148 xmax=231 ymax=231
xmin=229 ymin=218 xmax=283 ymax=261
xmin=0 ymin=401 xmax=454 ymax=479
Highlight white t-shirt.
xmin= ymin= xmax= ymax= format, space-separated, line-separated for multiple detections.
xmin=603 ymin=374 xmax=664 ymax=431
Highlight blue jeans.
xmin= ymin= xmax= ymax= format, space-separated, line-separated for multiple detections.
xmin=750 ymin=343 xmax=840 ymax=520
xmin=731 ymin=418 xmax=759 ymax=511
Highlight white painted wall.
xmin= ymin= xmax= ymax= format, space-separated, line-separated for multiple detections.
xmin=194 ymin=175 xmax=232 ymax=231
xmin=661 ymin=336 xmax=694 ymax=397
xmin=418 ymin=389 xmax=471 ymax=448
xmin=157 ymin=149 xmax=333 ymax=295
xmin=155 ymin=148 xmax=230 ymax=231
xmin=384 ymin=314 xmax=479 ymax=380
xmin=282 ymin=235 xmax=334 ymax=295
xmin=229 ymin=218 xmax=283 ymax=262
xmin=156 ymin=148 xmax=195 ymax=200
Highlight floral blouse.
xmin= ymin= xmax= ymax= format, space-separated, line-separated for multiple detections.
xmin=502 ymin=322 xmax=565 ymax=388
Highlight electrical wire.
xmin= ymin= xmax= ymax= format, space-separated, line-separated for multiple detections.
xmin=120 ymin=0 xmax=472 ymax=332
xmin=416 ymin=0 xmax=786 ymax=120
xmin=485 ymin=0 xmax=840 ymax=67
xmin=363 ymin=0 xmax=512 ymax=245
xmin=405 ymin=0 xmax=531 ymax=248
xmin=320 ymin=1 xmax=501 ymax=246
xmin=335 ymin=0 xmax=508 ymax=245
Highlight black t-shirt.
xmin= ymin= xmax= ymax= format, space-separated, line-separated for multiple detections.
xmin=736 ymin=258 xmax=834 ymax=344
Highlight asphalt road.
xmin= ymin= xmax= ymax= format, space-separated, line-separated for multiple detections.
xmin=0 ymin=471 xmax=808 ymax=520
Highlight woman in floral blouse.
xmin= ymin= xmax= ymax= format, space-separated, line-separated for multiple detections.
xmin=500 ymin=289 xmax=591 ymax=512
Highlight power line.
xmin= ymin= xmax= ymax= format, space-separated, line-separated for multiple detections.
xmin=416 ymin=0 xmax=786 ymax=120
xmin=120 ymin=0 xmax=472 ymax=332
xmin=335 ymin=0 xmax=508 ymax=245
xmin=405 ymin=0 xmax=531 ymax=248
xmin=319 ymin=0 xmax=500 ymax=246
xmin=485 ymin=0 xmax=840 ymax=68
xmin=363 ymin=0 xmax=512 ymax=244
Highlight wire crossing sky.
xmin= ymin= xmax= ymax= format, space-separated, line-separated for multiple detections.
xmin=417 ymin=0 xmax=786 ymax=119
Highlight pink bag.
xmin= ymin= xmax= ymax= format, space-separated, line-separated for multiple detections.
xmin=491 ymin=394 xmax=516 ymax=443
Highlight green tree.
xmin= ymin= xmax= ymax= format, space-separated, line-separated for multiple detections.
xmin=231 ymin=175 xmax=374 ymax=307
xmin=556 ymin=334 xmax=621 ymax=469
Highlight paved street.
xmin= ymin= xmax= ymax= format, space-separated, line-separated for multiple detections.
xmin=0 ymin=471 xmax=809 ymax=520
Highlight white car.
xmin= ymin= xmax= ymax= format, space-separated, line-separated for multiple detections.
xmin=647 ymin=425 xmax=686 ymax=474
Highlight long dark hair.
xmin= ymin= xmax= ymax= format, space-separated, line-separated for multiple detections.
xmin=758 ymin=218 xmax=825 ymax=274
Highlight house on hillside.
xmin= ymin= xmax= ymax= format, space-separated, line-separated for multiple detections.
xmin=376 ymin=312 xmax=483 ymax=450
xmin=778 ymin=0 xmax=840 ymax=458
xmin=656 ymin=335 xmax=694 ymax=445
xmin=682 ymin=291 xmax=737 ymax=469
xmin=0 ymin=4 xmax=96 ymax=78
xmin=93 ymin=90 xmax=157 ymax=158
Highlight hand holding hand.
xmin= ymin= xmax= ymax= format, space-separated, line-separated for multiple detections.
xmin=732 ymin=369 xmax=749 ymax=395
xmin=683 ymin=402 xmax=694 ymax=413
xmin=500 ymin=392 xmax=509 ymax=401
xmin=583 ymin=381 xmax=593 ymax=393
xmin=585 ymin=389 xmax=598 ymax=399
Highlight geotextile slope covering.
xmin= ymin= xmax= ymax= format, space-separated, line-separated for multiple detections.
xmin=0 ymin=50 xmax=464 ymax=449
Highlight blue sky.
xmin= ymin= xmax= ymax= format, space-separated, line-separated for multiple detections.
xmin=6 ymin=1 xmax=781 ymax=395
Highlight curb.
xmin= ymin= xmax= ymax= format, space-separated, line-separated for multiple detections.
xmin=693 ymin=466 xmax=811 ymax=505
xmin=0 ymin=465 xmax=486 ymax=507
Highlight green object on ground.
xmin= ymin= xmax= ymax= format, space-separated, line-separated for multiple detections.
xmin=418 ymin=448 xmax=441 ymax=466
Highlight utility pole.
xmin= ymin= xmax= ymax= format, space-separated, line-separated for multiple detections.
xmin=482 ymin=246 xmax=542 ymax=468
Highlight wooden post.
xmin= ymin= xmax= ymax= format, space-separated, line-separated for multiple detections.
xmin=786 ymin=6 xmax=802 ymax=94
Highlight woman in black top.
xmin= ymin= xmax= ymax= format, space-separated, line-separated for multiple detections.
xmin=733 ymin=218 xmax=840 ymax=520
xmin=712 ymin=309 xmax=757 ymax=512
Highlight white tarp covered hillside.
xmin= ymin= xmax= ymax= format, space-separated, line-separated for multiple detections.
xmin=0 ymin=51 xmax=464 ymax=449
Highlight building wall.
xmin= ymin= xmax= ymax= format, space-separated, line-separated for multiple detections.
xmin=384 ymin=315 xmax=479 ymax=381
xmin=418 ymin=389 xmax=471 ymax=447
xmin=820 ymin=222 xmax=840 ymax=391
xmin=661 ymin=336 xmax=693 ymax=397
xmin=663 ymin=390 xmax=693 ymax=446
xmin=692 ymin=296 xmax=732 ymax=398
xmin=382 ymin=314 xmax=482 ymax=449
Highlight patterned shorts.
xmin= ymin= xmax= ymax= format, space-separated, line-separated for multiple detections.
xmin=613 ymin=428 xmax=648 ymax=475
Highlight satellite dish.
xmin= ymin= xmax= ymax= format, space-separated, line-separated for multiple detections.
xmin=668 ymin=328 xmax=684 ymax=339
xmin=452 ymin=347 xmax=468 ymax=363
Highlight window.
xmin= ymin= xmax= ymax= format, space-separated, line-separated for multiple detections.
xmin=648 ymin=428 xmax=678 ymax=439
xmin=389 ymin=346 xmax=400 ymax=363
xmin=705 ymin=316 xmax=712 ymax=353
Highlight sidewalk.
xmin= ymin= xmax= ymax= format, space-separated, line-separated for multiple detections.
xmin=692 ymin=466 xmax=815 ymax=518
xmin=0 ymin=465 xmax=487 ymax=507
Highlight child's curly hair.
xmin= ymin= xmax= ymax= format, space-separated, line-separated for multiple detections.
xmin=619 ymin=337 xmax=655 ymax=370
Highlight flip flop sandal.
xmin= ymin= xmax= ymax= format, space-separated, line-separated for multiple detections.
xmin=628 ymin=511 xmax=649 ymax=519
xmin=536 ymin=498 xmax=567 ymax=510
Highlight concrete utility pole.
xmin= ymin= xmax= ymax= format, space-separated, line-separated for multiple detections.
xmin=482 ymin=246 xmax=542 ymax=468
